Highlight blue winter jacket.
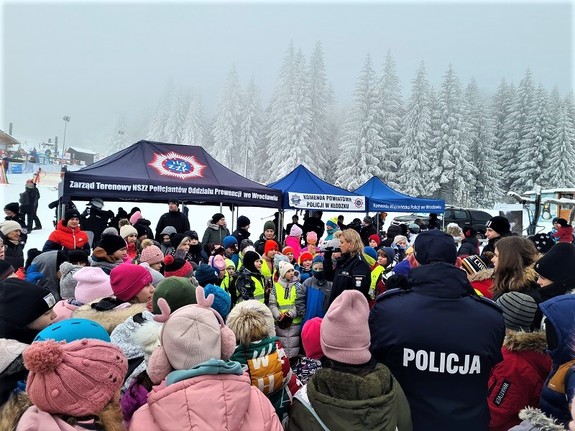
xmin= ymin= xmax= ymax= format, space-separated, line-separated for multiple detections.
xmin=539 ymin=294 xmax=575 ymax=426
xmin=369 ymin=262 xmax=505 ymax=431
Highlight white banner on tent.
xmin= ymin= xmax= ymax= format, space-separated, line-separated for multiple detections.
xmin=288 ymin=192 xmax=365 ymax=211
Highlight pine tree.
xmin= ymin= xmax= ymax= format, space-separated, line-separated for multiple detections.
xmin=539 ymin=87 xmax=562 ymax=187
xmin=432 ymin=64 xmax=477 ymax=205
xmin=520 ymin=84 xmax=553 ymax=189
xmin=335 ymin=54 xmax=386 ymax=190
xmin=547 ymin=93 xmax=575 ymax=186
xmin=396 ymin=62 xmax=435 ymax=196
xmin=109 ymin=117 xmax=129 ymax=155
xmin=491 ymin=79 xmax=515 ymax=185
xmin=211 ymin=65 xmax=243 ymax=168
xmin=239 ymin=76 xmax=263 ymax=179
xmin=265 ymin=44 xmax=313 ymax=181
xmin=164 ymin=89 xmax=189 ymax=143
xmin=502 ymin=69 xmax=536 ymax=192
xmin=376 ymin=50 xmax=402 ymax=182
xmin=465 ymin=78 xmax=500 ymax=206
xmin=146 ymin=81 xmax=175 ymax=141
xmin=307 ymin=41 xmax=333 ymax=178
xmin=181 ymin=93 xmax=206 ymax=146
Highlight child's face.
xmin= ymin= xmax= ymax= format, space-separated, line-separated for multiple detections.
xmin=226 ymin=265 xmax=235 ymax=276
xmin=27 ymin=308 xmax=57 ymax=331
xmin=283 ymin=268 xmax=295 ymax=281
xmin=264 ymin=229 xmax=275 ymax=239
xmin=126 ymin=234 xmax=137 ymax=244
xmin=150 ymin=262 xmax=162 ymax=271
xmin=312 ymin=262 xmax=323 ymax=272
xmin=178 ymin=241 xmax=190 ymax=252
xmin=266 ymin=249 xmax=277 ymax=259
xmin=162 ymin=235 xmax=171 ymax=245
xmin=397 ymin=240 xmax=407 ymax=248
xmin=254 ymin=259 xmax=263 ymax=271
xmin=190 ymin=238 xmax=199 ymax=245
xmin=285 ymin=252 xmax=294 ymax=261
xmin=113 ymin=248 xmax=128 ymax=260
xmin=369 ymin=239 xmax=378 ymax=248
xmin=377 ymin=255 xmax=388 ymax=266
xmin=302 ymin=259 xmax=312 ymax=269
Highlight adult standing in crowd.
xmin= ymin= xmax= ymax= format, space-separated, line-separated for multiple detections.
xmin=80 ymin=197 xmax=114 ymax=248
xmin=232 ymin=215 xmax=251 ymax=245
xmin=201 ymin=212 xmax=230 ymax=256
xmin=369 ymin=229 xmax=505 ymax=431
xmin=303 ymin=211 xmax=325 ymax=242
xmin=19 ymin=179 xmax=42 ymax=232
xmin=0 ymin=221 xmax=25 ymax=269
xmin=154 ymin=198 xmax=190 ymax=240
xmin=323 ymin=229 xmax=371 ymax=305
xmin=42 ymin=208 xmax=90 ymax=254
xmin=483 ymin=215 xmax=512 ymax=255
xmin=4 ymin=202 xmax=27 ymax=243
xmin=360 ymin=215 xmax=378 ymax=246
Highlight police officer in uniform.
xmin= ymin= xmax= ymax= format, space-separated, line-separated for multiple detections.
xmin=369 ymin=229 xmax=505 ymax=431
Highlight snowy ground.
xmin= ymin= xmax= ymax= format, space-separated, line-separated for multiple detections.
xmin=1 ymin=173 xmax=393 ymax=255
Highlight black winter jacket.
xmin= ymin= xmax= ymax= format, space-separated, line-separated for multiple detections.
xmin=324 ymin=251 xmax=371 ymax=306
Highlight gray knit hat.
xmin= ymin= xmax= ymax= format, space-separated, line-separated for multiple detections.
xmin=496 ymin=292 xmax=538 ymax=331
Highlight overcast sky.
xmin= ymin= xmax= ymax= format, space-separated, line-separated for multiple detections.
xmin=1 ymin=0 xmax=573 ymax=151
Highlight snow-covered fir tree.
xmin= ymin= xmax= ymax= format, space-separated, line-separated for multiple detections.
xmin=519 ymin=84 xmax=553 ymax=189
xmin=396 ymin=62 xmax=435 ymax=196
xmin=164 ymin=90 xmax=190 ymax=143
xmin=211 ymin=66 xmax=244 ymax=168
xmin=502 ymin=69 xmax=536 ymax=192
xmin=335 ymin=54 xmax=387 ymax=190
xmin=307 ymin=41 xmax=332 ymax=177
xmin=376 ymin=50 xmax=402 ymax=182
xmin=539 ymin=87 xmax=562 ymax=187
xmin=431 ymin=64 xmax=477 ymax=205
xmin=547 ymin=93 xmax=575 ymax=187
xmin=181 ymin=92 xmax=206 ymax=146
xmin=239 ymin=76 xmax=263 ymax=179
xmin=465 ymin=78 xmax=500 ymax=206
xmin=146 ymin=81 xmax=175 ymax=141
xmin=491 ymin=79 xmax=515 ymax=185
xmin=265 ymin=44 xmax=313 ymax=181
xmin=109 ymin=117 xmax=129 ymax=155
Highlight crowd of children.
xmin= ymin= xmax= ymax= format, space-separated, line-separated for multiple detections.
xmin=2 ymin=202 xmax=575 ymax=430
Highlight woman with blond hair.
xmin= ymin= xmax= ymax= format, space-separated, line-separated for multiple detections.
xmin=323 ymin=229 xmax=371 ymax=306
xmin=491 ymin=236 xmax=541 ymax=304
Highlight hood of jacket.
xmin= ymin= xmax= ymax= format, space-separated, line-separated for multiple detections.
xmin=134 ymin=370 xmax=279 ymax=431
xmin=73 ymin=301 xmax=147 ymax=334
xmin=206 ymin=220 xmax=225 ymax=231
xmin=539 ymin=294 xmax=575 ymax=364
xmin=504 ymin=330 xmax=547 ymax=353
xmin=31 ymin=250 xmax=62 ymax=299
xmin=16 ymin=406 xmax=94 ymax=431
xmin=467 ymin=267 xmax=494 ymax=283
xmin=308 ymin=363 xmax=405 ymax=430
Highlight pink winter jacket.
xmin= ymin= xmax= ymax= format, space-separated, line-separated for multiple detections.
xmin=17 ymin=406 xmax=97 ymax=431
xmin=129 ymin=372 xmax=283 ymax=431
xmin=285 ymin=236 xmax=302 ymax=261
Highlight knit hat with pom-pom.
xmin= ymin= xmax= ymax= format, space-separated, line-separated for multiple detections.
xmin=163 ymin=255 xmax=194 ymax=278
xmin=23 ymin=339 xmax=127 ymax=416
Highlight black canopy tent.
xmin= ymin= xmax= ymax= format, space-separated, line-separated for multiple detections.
xmin=59 ymin=141 xmax=282 ymax=211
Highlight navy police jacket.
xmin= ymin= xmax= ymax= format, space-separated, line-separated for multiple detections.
xmin=369 ymin=262 xmax=505 ymax=431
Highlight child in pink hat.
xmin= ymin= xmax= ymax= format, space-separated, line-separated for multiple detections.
xmin=8 ymin=339 xmax=127 ymax=430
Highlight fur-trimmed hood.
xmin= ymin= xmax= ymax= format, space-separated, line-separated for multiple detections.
xmin=73 ymin=301 xmax=147 ymax=334
xmin=510 ymin=407 xmax=564 ymax=430
xmin=504 ymin=330 xmax=547 ymax=353
xmin=467 ymin=267 xmax=494 ymax=283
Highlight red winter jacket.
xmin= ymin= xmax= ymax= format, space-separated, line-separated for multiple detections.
xmin=43 ymin=220 xmax=90 ymax=254
xmin=488 ymin=331 xmax=552 ymax=431
xmin=552 ymin=225 xmax=574 ymax=243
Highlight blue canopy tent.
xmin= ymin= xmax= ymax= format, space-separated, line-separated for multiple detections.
xmin=267 ymin=164 xmax=366 ymax=212
xmin=354 ymin=176 xmax=445 ymax=213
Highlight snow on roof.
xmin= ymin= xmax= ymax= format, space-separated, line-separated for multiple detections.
xmin=67 ymin=146 xmax=97 ymax=155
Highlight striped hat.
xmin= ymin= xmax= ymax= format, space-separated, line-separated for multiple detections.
xmin=496 ymin=292 xmax=538 ymax=331
xmin=461 ymin=255 xmax=487 ymax=275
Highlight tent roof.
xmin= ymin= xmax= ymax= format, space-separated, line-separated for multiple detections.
xmin=267 ymin=165 xmax=366 ymax=211
xmin=60 ymin=140 xmax=282 ymax=208
xmin=354 ymin=177 xmax=445 ymax=212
